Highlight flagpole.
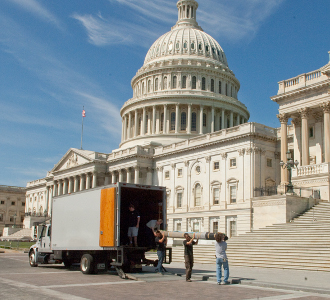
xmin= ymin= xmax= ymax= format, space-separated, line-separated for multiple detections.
xmin=80 ymin=106 xmax=85 ymax=150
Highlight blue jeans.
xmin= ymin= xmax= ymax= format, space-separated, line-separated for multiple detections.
xmin=156 ymin=250 xmax=165 ymax=272
xmin=216 ymin=257 xmax=229 ymax=283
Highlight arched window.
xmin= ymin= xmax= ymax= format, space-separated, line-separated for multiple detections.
xmin=198 ymin=43 xmax=202 ymax=51
xmin=181 ymin=112 xmax=187 ymax=131
xmin=203 ymin=113 xmax=207 ymax=127
xmin=194 ymin=183 xmax=202 ymax=206
xmin=191 ymin=42 xmax=195 ymax=50
xmin=172 ymin=76 xmax=177 ymax=89
xmin=163 ymin=77 xmax=167 ymax=90
xmin=155 ymin=78 xmax=158 ymax=91
xmin=183 ymin=42 xmax=187 ymax=49
xmin=211 ymin=79 xmax=214 ymax=92
xmin=182 ymin=76 xmax=187 ymax=88
xmin=202 ymin=77 xmax=206 ymax=90
xmin=191 ymin=112 xmax=197 ymax=131
xmin=219 ymin=81 xmax=222 ymax=94
xmin=171 ymin=112 xmax=176 ymax=131
xmin=160 ymin=113 xmax=164 ymax=132
xmin=192 ymin=76 xmax=196 ymax=89
xmin=147 ymin=80 xmax=151 ymax=93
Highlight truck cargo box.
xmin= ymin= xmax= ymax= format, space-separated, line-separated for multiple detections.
xmin=51 ymin=183 xmax=166 ymax=251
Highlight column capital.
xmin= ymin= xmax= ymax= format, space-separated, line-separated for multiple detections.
xmin=277 ymin=113 xmax=289 ymax=123
xmin=321 ymin=101 xmax=330 ymax=113
xmin=298 ymin=108 xmax=310 ymax=119
xmin=291 ymin=117 xmax=301 ymax=126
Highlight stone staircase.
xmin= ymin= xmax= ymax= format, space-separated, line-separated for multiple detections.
xmin=0 ymin=228 xmax=33 ymax=241
xmin=148 ymin=202 xmax=330 ymax=271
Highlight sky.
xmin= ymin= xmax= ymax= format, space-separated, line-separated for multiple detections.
xmin=0 ymin=0 xmax=329 ymax=187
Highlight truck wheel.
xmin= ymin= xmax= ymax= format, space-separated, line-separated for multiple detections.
xmin=80 ymin=254 xmax=95 ymax=274
xmin=29 ymin=251 xmax=38 ymax=267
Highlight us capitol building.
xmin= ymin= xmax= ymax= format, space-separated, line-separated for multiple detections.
xmin=24 ymin=0 xmax=330 ymax=238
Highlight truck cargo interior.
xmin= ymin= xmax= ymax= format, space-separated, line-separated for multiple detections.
xmin=119 ymin=186 xmax=164 ymax=247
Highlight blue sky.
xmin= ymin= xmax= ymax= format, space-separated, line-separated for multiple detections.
xmin=0 ymin=0 xmax=329 ymax=187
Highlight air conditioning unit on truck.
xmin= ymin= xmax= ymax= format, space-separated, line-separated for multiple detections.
xmin=28 ymin=183 xmax=169 ymax=277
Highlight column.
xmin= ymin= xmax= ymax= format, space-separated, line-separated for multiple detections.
xmin=322 ymin=102 xmax=330 ymax=163
xmin=300 ymin=108 xmax=309 ymax=166
xmin=163 ymin=105 xmax=168 ymax=134
xmin=152 ymin=106 xmax=156 ymax=134
xmin=187 ymin=104 xmax=192 ymax=134
xmin=175 ymin=103 xmax=180 ymax=133
xmin=45 ymin=187 xmax=49 ymax=215
xmin=58 ymin=180 xmax=62 ymax=196
xmin=92 ymin=171 xmax=97 ymax=188
xmin=48 ymin=186 xmax=53 ymax=215
xmin=74 ymin=176 xmax=79 ymax=193
xmin=128 ymin=112 xmax=132 ymax=139
xmin=123 ymin=115 xmax=128 ymax=141
xmin=199 ymin=105 xmax=204 ymax=134
xmin=221 ymin=109 xmax=225 ymax=129
xmin=63 ymin=179 xmax=68 ymax=195
xmin=119 ymin=169 xmax=123 ymax=182
xmin=127 ymin=169 xmax=132 ymax=183
xmin=109 ymin=172 xmax=113 ymax=184
xmin=142 ymin=107 xmax=146 ymax=135
xmin=86 ymin=173 xmax=91 ymax=189
xmin=146 ymin=168 xmax=153 ymax=185
xmin=80 ymin=175 xmax=85 ymax=191
xmin=211 ymin=107 xmax=215 ymax=133
xmin=134 ymin=167 xmax=140 ymax=184
xmin=278 ymin=113 xmax=289 ymax=184
xmin=53 ymin=181 xmax=58 ymax=197
xmin=104 ymin=172 xmax=110 ymax=185
xmin=134 ymin=110 xmax=138 ymax=137
xmin=68 ymin=177 xmax=73 ymax=194
xmin=230 ymin=111 xmax=234 ymax=128
xmin=236 ymin=114 xmax=240 ymax=126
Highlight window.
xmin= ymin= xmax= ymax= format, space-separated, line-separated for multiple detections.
xmin=225 ymin=83 xmax=228 ymax=96
xmin=230 ymin=186 xmax=237 ymax=203
xmin=213 ymin=188 xmax=220 ymax=205
xmin=219 ymin=81 xmax=222 ymax=94
xmin=202 ymin=77 xmax=206 ymax=90
xmin=205 ymin=45 xmax=209 ymax=52
xmin=178 ymin=169 xmax=183 ymax=177
xmin=191 ymin=112 xmax=197 ymax=131
xmin=191 ymin=42 xmax=195 ymax=50
xmin=211 ymin=79 xmax=214 ymax=92
xmin=155 ymin=78 xmax=158 ymax=91
xmin=196 ymin=166 xmax=201 ymax=174
xmin=145 ymin=115 xmax=149 ymax=134
xmin=22 ymin=202 xmax=25 ymax=206
xmin=138 ymin=117 xmax=142 ymax=135
xmin=182 ymin=76 xmax=187 ymax=88
xmin=165 ymin=171 xmax=170 ymax=180
xmin=198 ymin=43 xmax=202 ymax=50
xmin=183 ymin=42 xmax=187 ymax=49
xmin=148 ymin=80 xmax=151 ymax=92
xmin=213 ymin=221 xmax=219 ymax=234
xmin=170 ymin=112 xmax=176 ymax=131
xmin=10 ymin=216 xmax=14 ymax=222
xmin=0 ymin=214 xmax=3 ymax=222
xmin=172 ymin=76 xmax=177 ymax=89
xmin=0 ymin=201 xmax=4 ymax=205
xmin=142 ymin=82 xmax=145 ymax=95
xmin=193 ymin=222 xmax=200 ymax=232
xmin=21 ymin=216 xmax=24 ymax=222
xmin=163 ymin=77 xmax=167 ymax=90
xmin=177 ymin=192 xmax=182 ymax=208
xmin=213 ymin=161 xmax=219 ymax=170
xmin=176 ymin=42 xmax=180 ymax=49
xmin=309 ymin=127 xmax=314 ymax=138
xmin=160 ymin=113 xmax=164 ymax=132
xmin=230 ymin=158 xmax=236 ymax=168
xmin=176 ymin=223 xmax=182 ymax=231
xmin=194 ymin=183 xmax=202 ymax=206
xmin=181 ymin=112 xmax=187 ymax=130
xmin=11 ymin=201 xmax=15 ymax=206
xmin=192 ymin=76 xmax=197 ymax=89
xmin=230 ymin=220 xmax=237 ymax=237
xmin=203 ymin=113 xmax=207 ymax=127
xmin=267 ymin=158 xmax=272 ymax=168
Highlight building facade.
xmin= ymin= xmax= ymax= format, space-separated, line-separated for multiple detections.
xmin=24 ymin=1 xmax=330 ymax=237
xmin=0 ymin=185 xmax=26 ymax=236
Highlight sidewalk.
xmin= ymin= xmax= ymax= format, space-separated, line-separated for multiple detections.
xmin=161 ymin=262 xmax=330 ymax=295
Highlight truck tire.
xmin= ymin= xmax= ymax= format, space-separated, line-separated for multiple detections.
xmin=29 ymin=250 xmax=38 ymax=267
xmin=80 ymin=254 xmax=95 ymax=274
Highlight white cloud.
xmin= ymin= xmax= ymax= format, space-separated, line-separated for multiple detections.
xmin=6 ymin=0 xmax=62 ymax=28
xmin=75 ymin=0 xmax=284 ymax=47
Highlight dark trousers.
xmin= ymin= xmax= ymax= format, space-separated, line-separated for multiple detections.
xmin=184 ymin=254 xmax=194 ymax=280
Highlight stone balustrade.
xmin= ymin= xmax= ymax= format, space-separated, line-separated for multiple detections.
xmin=292 ymin=162 xmax=330 ymax=177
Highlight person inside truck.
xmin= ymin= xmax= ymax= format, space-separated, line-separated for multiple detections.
xmin=146 ymin=219 xmax=163 ymax=248
xmin=128 ymin=204 xmax=140 ymax=247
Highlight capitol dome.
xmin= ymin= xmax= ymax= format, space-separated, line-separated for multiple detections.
xmin=119 ymin=0 xmax=250 ymax=149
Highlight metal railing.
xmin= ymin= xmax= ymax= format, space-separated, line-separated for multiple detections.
xmin=254 ymin=186 xmax=320 ymax=199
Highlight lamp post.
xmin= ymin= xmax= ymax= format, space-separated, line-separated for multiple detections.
xmin=13 ymin=213 xmax=17 ymax=228
xmin=280 ymin=151 xmax=299 ymax=193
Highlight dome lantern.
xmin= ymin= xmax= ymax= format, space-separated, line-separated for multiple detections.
xmin=172 ymin=0 xmax=202 ymax=31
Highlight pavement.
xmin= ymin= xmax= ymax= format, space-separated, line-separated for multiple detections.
xmin=142 ymin=261 xmax=330 ymax=295
xmin=2 ymin=248 xmax=330 ymax=296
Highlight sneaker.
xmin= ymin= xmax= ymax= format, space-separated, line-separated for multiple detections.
xmin=186 ymin=279 xmax=192 ymax=282
xmin=217 ymin=282 xmax=221 ymax=285
xmin=221 ymin=281 xmax=230 ymax=285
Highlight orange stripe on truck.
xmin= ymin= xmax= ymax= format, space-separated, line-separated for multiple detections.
xmin=99 ymin=187 xmax=116 ymax=247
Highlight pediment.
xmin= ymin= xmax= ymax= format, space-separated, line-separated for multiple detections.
xmin=51 ymin=148 xmax=94 ymax=172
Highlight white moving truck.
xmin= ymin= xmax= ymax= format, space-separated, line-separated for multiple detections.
xmin=28 ymin=183 xmax=168 ymax=276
